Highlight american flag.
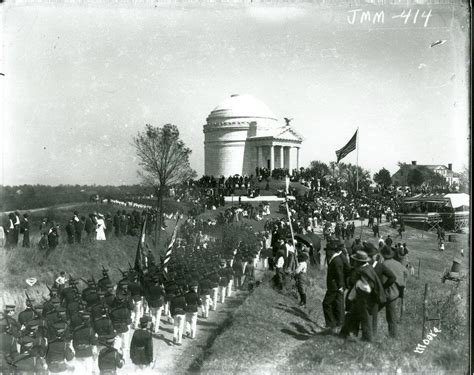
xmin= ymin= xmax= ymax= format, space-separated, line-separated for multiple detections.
xmin=335 ymin=130 xmax=357 ymax=163
xmin=163 ymin=217 xmax=180 ymax=270
xmin=134 ymin=217 xmax=148 ymax=273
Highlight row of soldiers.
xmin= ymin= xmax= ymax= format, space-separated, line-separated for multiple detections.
xmin=0 ymin=236 xmax=260 ymax=373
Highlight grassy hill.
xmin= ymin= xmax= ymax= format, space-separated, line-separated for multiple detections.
xmin=196 ymin=225 xmax=469 ymax=374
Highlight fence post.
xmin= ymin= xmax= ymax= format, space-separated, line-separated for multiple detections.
xmin=421 ymin=283 xmax=429 ymax=340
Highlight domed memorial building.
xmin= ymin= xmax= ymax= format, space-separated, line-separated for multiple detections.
xmin=203 ymin=94 xmax=303 ymax=177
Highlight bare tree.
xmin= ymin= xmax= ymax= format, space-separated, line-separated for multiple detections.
xmin=133 ymin=124 xmax=196 ymax=245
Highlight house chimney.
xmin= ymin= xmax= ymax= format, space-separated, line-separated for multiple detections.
xmin=411 ymin=161 xmax=417 ymax=166
xmin=448 ymin=163 xmax=452 ymax=171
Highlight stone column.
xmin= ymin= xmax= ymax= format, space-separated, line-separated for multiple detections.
xmin=258 ymin=146 xmax=263 ymax=168
xmin=296 ymin=147 xmax=300 ymax=170
xmin=270 ymin=145 xmax=274 ymax=171
xmin=287 ymin=147 xmax=293 ymax=172
xmin=279 ymin=146 xmax=284 ymax=169
xmin=256 ymin=146 xmax=260 ymax=170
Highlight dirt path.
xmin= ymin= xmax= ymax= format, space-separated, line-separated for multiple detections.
xmin=120 ymin=268 xmax=265 ymax=374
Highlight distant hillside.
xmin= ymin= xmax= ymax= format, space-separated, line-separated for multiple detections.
xmin=0 ymin=184 xmax=154 ymax=212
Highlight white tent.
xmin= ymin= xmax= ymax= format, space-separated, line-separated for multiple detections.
xmin=445 ymin=193 xmax=470 ymax=209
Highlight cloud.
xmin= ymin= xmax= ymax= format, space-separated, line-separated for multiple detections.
xmin=247 ymin=6 xmax=306 ymax=22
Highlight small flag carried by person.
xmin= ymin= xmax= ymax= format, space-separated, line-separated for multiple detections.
xmin=163 ymin=217 xmax=180 ymax=270
xmin=134 ymin=217 xmax=148 ymax=273
xmin=335 ymin=130 xmax=357 ymax=163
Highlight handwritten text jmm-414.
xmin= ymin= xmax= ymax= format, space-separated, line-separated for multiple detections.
xmin=414 ymin=327 xmax=441 ymax=354
xmin=347 ymin=8 xmax=433 ymax=27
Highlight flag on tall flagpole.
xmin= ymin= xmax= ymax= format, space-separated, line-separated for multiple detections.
xmin=163 ymin=217 xmax=179 ymax=270
xmin=335 ymin=130 xmax=358 ymax=163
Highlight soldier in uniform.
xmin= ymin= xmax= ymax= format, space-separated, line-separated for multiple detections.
xmin=184 ymin=282 xmax=202 ymax=339
xmin=208 ymin=271 xmax=220 ymax=311
xmin=72 ymin=310 xmax=98 ymax=374
xmin=170 ymin=288 xmax=187 ymax=346
xmin=109 ymin=291 xmax=133 ymax=354
xmin=198 ymin=273 xmax=212 ymax=318
xmin=93 ymin=309 xmax=115 ymax=343
xmin=45 ymin=322 xmax=75 ymax=373
xmin=128 ymin=272 xmax=143 ymax=329
xmin=6 ymin=339 xmax=48 ymax=374
xmin=163 ymin=278 xmax=177 ymax=323
xmin=218 ymin=262 xmax=229 ymax=304
xmin=98 ymin=334 xmax=124 ymax=375
xmin=98 ymin=269 xmax=111 ymax=292
xmin=130 ymin=317 xmax=153 ymax=369
xmin=145 ymin=276 xmax=164 ymax=334
xmin=0 ymin=306 xmax=19 ymax=373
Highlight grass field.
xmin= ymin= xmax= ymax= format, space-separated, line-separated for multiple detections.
xmin=198 ymin=224 xmax=469 ymax=374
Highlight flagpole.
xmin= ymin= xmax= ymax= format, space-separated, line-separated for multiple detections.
xmin=356 ymin=127 xmax=359 ymax=193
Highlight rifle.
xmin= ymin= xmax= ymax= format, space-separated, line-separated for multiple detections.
xmin=24 ymin=291 xmax=42 ymax=319
xmin=117 ymin=268 xmax=126 ymax=277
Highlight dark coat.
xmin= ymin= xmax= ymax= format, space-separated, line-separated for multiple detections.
xmin=130 ymin=329 xmax=153 ymax=365
xmin=326 ymin=255 xmax=346 ymax=291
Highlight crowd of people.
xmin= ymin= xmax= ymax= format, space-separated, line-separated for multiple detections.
xmin=0 ymin=217 xmax=263 ymax=374
xmin=0 ymin=170 xmax=422 ymax=374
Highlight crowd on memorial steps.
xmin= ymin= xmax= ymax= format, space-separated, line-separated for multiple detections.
xmin=0 ymin=168 xmax=433 ymax=374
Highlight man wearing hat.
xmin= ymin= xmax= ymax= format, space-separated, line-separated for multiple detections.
xmin=364 ymin=242 xmax=396 ymax=337
xmin=198 ymin=273 xmax=212 ymax=318
xmin=274 ymin=249 xmax=286 ymax=291
xmin=170 ymin=288 xmax=187 ymax=346
xmin=98 ymin=334 xmax=124 ymax=374
xmin=109 ymin=291 xmax=133 ymax=354
xmin=1 ymin=306 xmax=20 ymax=373
xmin=72 ymin=310 xmax=98 ymax=373
xmin=20 ymin=213 xmax=30 ymax=248
xmin=208 ymin=271 xmax=220 ymax=312
xmin=185 ymin=282 xmax=202 ymax=339
xmin=45 ymin=321 xmax=75 ymax=373
xmin=380 ymin=245 xmax=408 ymax=338
xmin=130 ymin=316 xmax=153 ymax=369
xmin=6 ymin=338 xmax=47 ymax=373
xmin=145 ymin=276 xmax=164 ymax=334
xmin=218 ymin=263 xmax=229 ymax=304
xmin=339 ymin=250 xmax=385 ymax=342
xmin=294 ymin=252 xmax=309 ymax=307
xmin=322 ymin=243 xmax=346 ymax=334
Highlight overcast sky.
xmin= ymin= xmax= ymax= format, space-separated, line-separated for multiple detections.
xmin=1 ymin=1 xmax=470 ymax=185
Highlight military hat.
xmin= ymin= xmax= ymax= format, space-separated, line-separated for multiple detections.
xmin=189 ymin=280 xmax=198 ymax=288
xmin=25 ymin=320 xmax=41 ymax=331
xmin=57 ymin=306 xmax=67 ymax=314
xmin=52 ymin=322 xmax=68 ymax=335
xmin=139 ymin=316 xmax=150 ymax=325
xmin=79 ymin=310 xmax=91 ymax=317
xmin=33 ymin=304 xmax=43 ymax=311
xmin=101 ymin=333 xmax=116 ymax=343
xmin=4 ymin=305 xmax=15 ymax=312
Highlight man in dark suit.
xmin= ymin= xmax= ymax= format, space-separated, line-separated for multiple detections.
xmin=322 ymin=242 xmax=346 ymax=334
xmin=129 ymin=317 xmax=153 ymax=369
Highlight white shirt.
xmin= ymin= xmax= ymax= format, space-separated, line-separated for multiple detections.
xmin=295 ymin=261 xmax=307 ymax=274
xmin=276 ymin=256 xmax=285 ymax=269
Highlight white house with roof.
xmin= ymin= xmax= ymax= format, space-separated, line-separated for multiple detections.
xmin=203 ymin=94 xmax=303 ymax=177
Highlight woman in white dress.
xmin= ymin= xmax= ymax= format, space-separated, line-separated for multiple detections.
xmin=96 ymin=214 xmax=106 ymax=240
